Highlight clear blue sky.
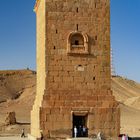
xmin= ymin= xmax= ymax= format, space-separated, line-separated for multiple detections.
xmin=111 ymin=0 xmax=140 ymax=82
xmin=0 ymin=0 xmax=140 ymax=82
xmin=0 ymin=0 xmax=36 ymax=70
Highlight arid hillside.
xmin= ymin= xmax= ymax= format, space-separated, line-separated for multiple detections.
xmin=0 ymin=70 xmax=140 ymax=137
xmin=0 ymin=70 xmax=36 ymax=103
xmin=0 ymin=70 xmax=36 ymax=134
xmin=112 ymin=76 xmax=140 ymax=137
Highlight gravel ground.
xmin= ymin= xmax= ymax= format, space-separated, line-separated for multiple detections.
xmin=0 ymin=136 xmax=29 ymax=140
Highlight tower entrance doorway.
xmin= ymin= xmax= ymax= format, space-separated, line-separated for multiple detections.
xmin=72 ymin=114 xmax=88 ymax=137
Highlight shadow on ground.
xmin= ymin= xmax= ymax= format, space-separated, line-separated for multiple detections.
xmin=130 ymin=138 xmax=140 ymax=140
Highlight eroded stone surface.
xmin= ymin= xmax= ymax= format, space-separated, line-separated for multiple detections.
xmin=31 ymin=0 xmax=120 ymax=139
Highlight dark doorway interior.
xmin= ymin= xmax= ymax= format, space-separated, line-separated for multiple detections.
xmin=75 ymin=40 xmax=79 ymax=45
xmin=73 ymin=114 xmax=88 ymax=137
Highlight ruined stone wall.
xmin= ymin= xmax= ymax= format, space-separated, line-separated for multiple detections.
xmin=31 ymin=0 xmax=120 ymax=139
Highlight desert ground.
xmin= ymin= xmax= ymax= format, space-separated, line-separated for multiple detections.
xmin=0 ymin=70 xmax=140 ymax=138
xmin=0 ymin=136 xmax=29 ymax=140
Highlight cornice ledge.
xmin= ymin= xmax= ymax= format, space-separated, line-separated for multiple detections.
xmin=33 ymin=0 xmax=41 ymax=13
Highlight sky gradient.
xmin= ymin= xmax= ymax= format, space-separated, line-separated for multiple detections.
xmin=0 ymin=0 xmax=140 ymax=82
xmin=111 ymin=0 xmax=140 ymax=82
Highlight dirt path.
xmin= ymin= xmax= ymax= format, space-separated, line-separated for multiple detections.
xmin=0 ymin=136 xmax=29 ymax=140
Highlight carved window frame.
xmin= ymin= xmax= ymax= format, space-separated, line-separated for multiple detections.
xmin=67 ymin=31 xmax=89 ymax=55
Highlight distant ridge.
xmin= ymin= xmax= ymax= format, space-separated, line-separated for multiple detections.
xmin=0 ymin=70 xmax=36 ymax=103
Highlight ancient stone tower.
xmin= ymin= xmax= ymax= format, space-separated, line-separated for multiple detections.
xmin=31 ymin=0 xmax=120 ymax=139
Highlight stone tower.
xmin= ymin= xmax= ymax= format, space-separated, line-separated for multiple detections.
xmin=31 ymin=0 xmax=120 ymax=139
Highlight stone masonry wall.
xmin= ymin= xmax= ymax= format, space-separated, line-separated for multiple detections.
xmin=31 ymin=0 xmax=120 ymax=139
xmin=45 ymin=0 xmax=111 ymax=91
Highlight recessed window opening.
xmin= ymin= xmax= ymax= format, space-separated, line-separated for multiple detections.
xmin=67 ymin=31 xmax=89 ymax=54
xmin=71 ymin=33 xmax=84 ymax=46
xmin=75 ymin=40 xmax=79 ymax=45
xmin=54 ymin=46 xmax=56 ymax=49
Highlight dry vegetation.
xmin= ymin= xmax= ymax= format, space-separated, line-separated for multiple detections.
xmin=0 ymin=70 xmax=140 ymax=137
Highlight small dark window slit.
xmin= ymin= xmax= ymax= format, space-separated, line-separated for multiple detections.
xmin=93 ymin=77 xmax=95 ymax=80
xmin=54 ymin=46 xmax=56 ymax=50
xmin=76 ymin=24 xmax=78 ymax=31
xmin=95 ymin=36 xmax=97 ymax=40
xmin=77 ymin=7 xmax=79 ymax=13
xmin=56 ymin=29 xmax=58 ymax=34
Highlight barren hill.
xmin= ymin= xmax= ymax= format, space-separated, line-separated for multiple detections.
xmin=112 ymin=76 xmax=140 ymax=137
xmin=0 ymin=70 xmax=36 ymax=134
xmin=0 ymin=70 xmax=36 ymax=103
xmin=0 ymin=70 xmax=140 ymax=137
